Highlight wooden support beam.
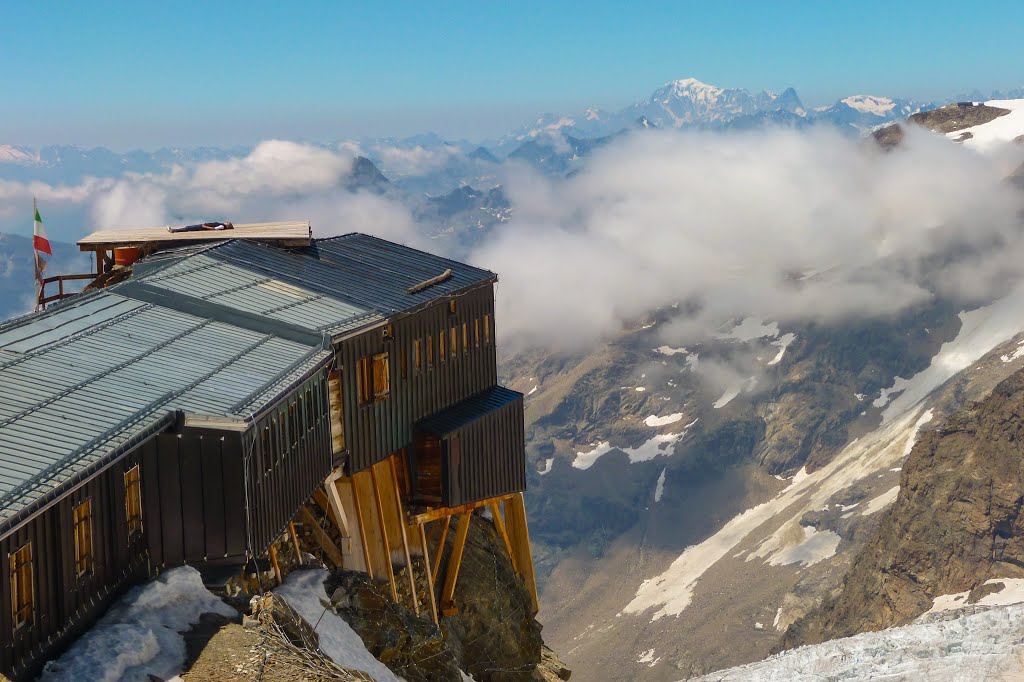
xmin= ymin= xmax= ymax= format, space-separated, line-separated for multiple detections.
xmin=288 ymin=522 xmax=302 ymax=564
xmin=489 ymin=501 xmax=518 ymax=574
xmin=350 ymin=475 xmax=374 ymax=577
xmin=504 ymin=492 xmax=539 ymax=615
xmin=297 ymin=506 xmax=344 ymax=568
xmin=440 ymin=512 xmax=472 ymax=616
xmin=324 ymin=478 xmax=352 ymax=537
xmin=268 ymin=544 xmax=283 ymax=585
xmin=411 ymin=493 xmax=514 ymax=525
xmin=431 ymin=515 xmax=450 ymax=585
xmin=418 ymin=523 xmax=439 ymax=625
xmin=312 ymin=488 xmax=340 ymax=527
xmin=390 ymin=457 xmax=420 ymax=615
xmin=370 ymin=463 xmax=399 ymax=602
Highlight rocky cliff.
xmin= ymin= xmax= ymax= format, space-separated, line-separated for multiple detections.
xmin=782 ymin=365 xmax=1024 ymax=648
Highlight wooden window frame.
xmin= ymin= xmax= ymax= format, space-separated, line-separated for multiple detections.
xmin=462 ymin=322 xmax=469 ymax=355
xmin=474 ymin=318 xmax=481 ymax=348
xmin=73 ymin=498 xmax=94 ymax=578
xmin=357 ymin=352 xmax=391 ymax=404
xmin=10 ymin=542 xmax=33 ymax=631
xmin=439 ymin=329 xmax=446 ymax=362
xmin=484 ymin=313 xmax=491 ymax=346
xmin=426 ymin=335 xmax=434 ymax=369
xmin=448 ymin=299 xmax=457 ymax=315
xmin=450 ymin=325 xmax=458 ymax=358
xmin=413 ymin=338 xmax=422 ymax=373
xmin=124 ymin=465 xmax=143 ymax=541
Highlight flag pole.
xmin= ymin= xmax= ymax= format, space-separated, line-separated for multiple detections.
xmin=33 ymin=198 xmax=40 ymax=312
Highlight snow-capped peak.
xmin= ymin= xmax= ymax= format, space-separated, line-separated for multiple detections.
xmin=666 ymin=78 xmax=724 ymax=101
xmin=841 ymin=95 xmax=897 ymax=115
xmin=0 ymin=144 xmax=40 ymax=165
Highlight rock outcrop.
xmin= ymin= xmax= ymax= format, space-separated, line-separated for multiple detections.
xmin=782 ymin=366 xmax=1024 ymax=648
xmin=325 ymin=514 xmax=566 ymax=682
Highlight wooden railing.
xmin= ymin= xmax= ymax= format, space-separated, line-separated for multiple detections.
xmin=37 ymin=273 xmax=97 ymax=309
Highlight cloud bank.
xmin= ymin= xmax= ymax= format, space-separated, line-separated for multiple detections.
xmin=473 ymin=126 xmax=1024 ymax=352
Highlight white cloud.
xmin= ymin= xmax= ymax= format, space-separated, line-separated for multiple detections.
xmin=472 ymin=126 xmax=1024 ymax=351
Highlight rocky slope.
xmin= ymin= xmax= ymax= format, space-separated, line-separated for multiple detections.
xmin=782 ymin=364 xmax=1024 ymax=648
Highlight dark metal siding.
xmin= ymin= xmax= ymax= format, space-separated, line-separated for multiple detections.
xmin=425 ymin=393 xmax=526 ymax=507
xmin=0 ymin=450 xmax=148 ymax=681
xmin=143 ymin=369 xmax=334 ymax=568
xmin=341 ymin=283 xmax=498 ymax=473
xmin=142 ymin=429 xmax=246 ymax=568
xmin=244 ymin=369 xmax=334 ymax=555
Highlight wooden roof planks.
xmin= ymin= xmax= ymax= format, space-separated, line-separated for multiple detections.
xmin=77 ymin=220 xmax=312 ymax=251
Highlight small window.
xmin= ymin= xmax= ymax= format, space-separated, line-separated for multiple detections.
xmin=448 ymin=299 xmax=457 ymax=315
xmin=439 ymin=329 xmax=446 ymax=361
xmin=484 ymin=313 xmax=491 ymax=345
xmin=124 ymin=465 xmax=143 ymax=541
xmin=9 ymin=542 xmax=32 ymax=630
xmin=450 ymin=326 xmax=458 ymax=357
xmin=462 ymin=322 xmax=469 ymax=354
xmin=414 ymin=339 xmax=422 ymax=372
xmin=73 ymin=499 xmax=93 ymax=577
xmin=357 ymin=353 xmax=391 ymax=403
xmin=426 ymin=335 xmax=434 ymax=369
xmin=474 ymin=318 xmax=481 ymax=348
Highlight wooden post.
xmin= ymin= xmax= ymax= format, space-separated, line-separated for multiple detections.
xmin=504 ymin=492 xmax=539 ymax=614
xmin=332 ymin=476 xmax=368 ymax=572
xmin=418 ymin=523 xmax=439 ymax=624
xmin=440 ymin=511 xmax=472 ymax=616
xmin=389 ymin=457 xmax=420 ymax=615
xmin=489 ymin=500 xmax=518 ymax=574
xmin=288 ymin=522 xmax=302 ymax=564
xmin=431 ymin=515 xmax=450 ymax=585
xmin=350 ymin=475 xmax=374 ymax=577
xmin=370 ymin=463 xmax=399 ymax=602
xmin=268 ymin=544 xmax=283 ymax=585
xmin=297 ymin=506 xmax=344 ymax=568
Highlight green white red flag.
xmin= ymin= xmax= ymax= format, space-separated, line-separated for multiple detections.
xmin=33 ymin=198 xmax=52 ymax=256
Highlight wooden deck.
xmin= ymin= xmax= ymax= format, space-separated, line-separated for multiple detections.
xmin=77 ymin=221 xmax=312 ymax=251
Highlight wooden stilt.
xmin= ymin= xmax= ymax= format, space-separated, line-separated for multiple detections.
xmin=418 ymin=523 xmax=439 ymax=624
xmin=504 ymin=492 xmax=539 ymax=614
xmin=268 ymin=544 xmax=283 ymax=585
xmin=370 ymin=463 xmax=399 ymax=602
xmin=288 ymin=522 xmax=302 ymax=564
xmin=297 ymin=506 xmax=344 ymax=567
xmin=440 ymin=511 xmax=472 ymax=616
xmin=389 ymin=457 xmax=420 ymax=615
xmin=350 ymin=475 xmax=375 ymax=578
xmin=489 ymin=500 xmax=518 ymax=574
xmin=431 ymin=515 xmax=451 ymax=585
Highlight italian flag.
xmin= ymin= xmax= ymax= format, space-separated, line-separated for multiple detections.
xmin=33 ymin=198 xmax=52 ymax=256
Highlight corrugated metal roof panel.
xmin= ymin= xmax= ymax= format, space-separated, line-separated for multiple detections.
xmin=0 ymin=285 xmax=332 ymax=525
xmin=416 ymin=386 xmax=523 ymax=436
xmin=131 ymin=233 xmax=494 ymax=338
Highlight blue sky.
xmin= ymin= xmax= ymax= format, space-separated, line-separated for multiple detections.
xmin=2 ymin=1 xmax=1022 ymax=149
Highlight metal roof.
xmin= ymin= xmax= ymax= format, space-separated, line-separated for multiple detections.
xmin=0 ymin=286 xmax=332 ymax=527
xmin=77 ymin=220 xmax=311 ymax=251
xmin=131 ymin=233 xmax=497 ymax=338
xmin=416 ymin=386 xmax=522 ymax=436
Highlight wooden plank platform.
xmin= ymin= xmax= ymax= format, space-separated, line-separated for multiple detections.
xmin=77 ymin=221 xmax=311 ymax=251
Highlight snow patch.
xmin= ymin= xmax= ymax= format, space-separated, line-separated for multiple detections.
xmin=624 ymin=408 xmax=928 ymax=620
xmin=841 ymin=95 xmax=897 ymax=115
xmin=538 ymin=458 xmax=554 ymax=475
xmin=691 ymin=602 xmax=1024 ymax=681
xmin=861 ymin=486 xmax=900 ymax=516
xmin=928 ymin=579 xmax=1024 ymax=614
xmin=762 ymin=527 xmax=841 ymax=567
xmin=644 ymin=412 xmax=684 ymax=427
xmin=1001 ymin=339 xmax=1024 ymax=363
xmin=274 ymin=570 xmax=402 ymax=681
xmin=949 ymin=99 xmax=1024 ymax=152
xmin=40 ymin=567 xmax=236 ymax=682
xmin=654 ymin=468 xmax=667 ymax=503
xmin=654 ymin=345 xmax=689 ymax=356
xmin=717 ymin=317 xmax=779 ymax=342
xmin=574 ymin=421 xmax=697 ymax=469
xmin=767 ymin=333 xmax=796 ymax=366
